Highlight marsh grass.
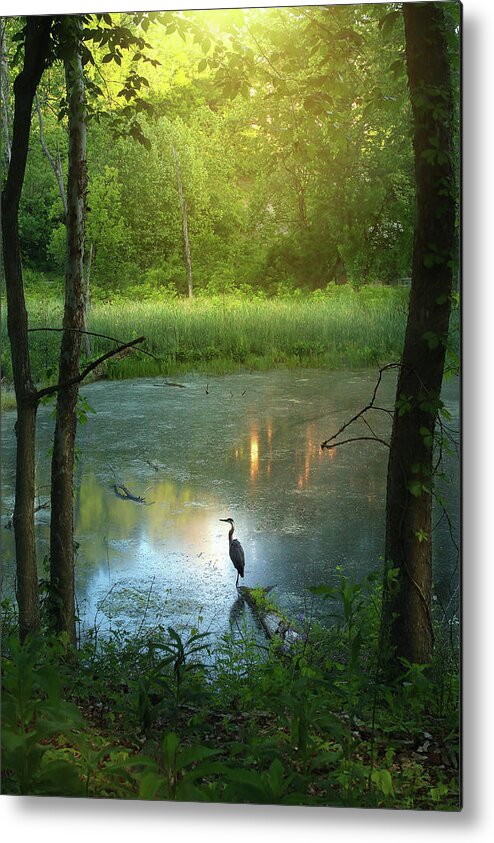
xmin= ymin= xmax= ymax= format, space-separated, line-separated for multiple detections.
xmin=1 ymin=286 xmax=408 ymax=387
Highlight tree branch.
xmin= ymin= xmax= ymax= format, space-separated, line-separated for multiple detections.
xmin=322 ymin=435 xmax=390 ymax=451
xmin=28 ymin=326 xmax=160 ymax=361
xmin=35 ymin=336 xmax=146 ymax=400
xmin=321 ymin=363 xmax=398 ymax=450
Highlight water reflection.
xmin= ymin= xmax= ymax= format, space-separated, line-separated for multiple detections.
xmin=231 ymin=416 xmax=338 ymax=496
xmin=1 ymin=369 xmax=459 ymax=640
xmin=250 ymin=427 xmax=259 ymax=483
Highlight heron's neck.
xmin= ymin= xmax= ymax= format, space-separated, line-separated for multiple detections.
xmin=228 ymin=525 xmax=234 ymax=544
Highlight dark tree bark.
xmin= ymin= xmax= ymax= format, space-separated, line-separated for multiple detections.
xmin=1 ymin=17 xmax=52 ymax=641
xmin=381 ymin=2 xmax=457 ymax=668
xmin=49 ymin=16 xmax=87 ymax=643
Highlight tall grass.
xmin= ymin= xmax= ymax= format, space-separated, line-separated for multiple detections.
xmin=1 ymin=286 xmax=409 ymax=386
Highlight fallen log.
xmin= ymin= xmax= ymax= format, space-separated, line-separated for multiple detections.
xmin=237 ymin=586 xmax=303 ymax=650
xmin=110 ymin=466 xmax=154 ymax=505
xmin=112 ymin=482 xmax=147 ymax=503
xmin=153 ymin=379 xmax=186 ymax=388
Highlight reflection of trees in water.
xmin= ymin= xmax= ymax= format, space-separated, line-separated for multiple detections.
xmin=227 ymin=415 xmax=387 ymax=512
xmin=75 ymin=470 xmax=220 ymax=567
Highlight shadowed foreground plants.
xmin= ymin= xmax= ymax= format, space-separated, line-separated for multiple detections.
xmin=1 ymin=579 xmax=459 ymax=808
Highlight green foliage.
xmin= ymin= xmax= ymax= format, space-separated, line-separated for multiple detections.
xmin=7 ymin=4 xmax=437 ymax=297
xmin=1 ymin=634 xmax=86 ymax=795
xmin=1 ymin=571 xmax=460 ymax=808
xmin=1 ymin=285 xmax=409 ymax=389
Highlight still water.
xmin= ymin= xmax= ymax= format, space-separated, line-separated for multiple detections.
xmin=1 ymin=369 xmax=459 ymax=640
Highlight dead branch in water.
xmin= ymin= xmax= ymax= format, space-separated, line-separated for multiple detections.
xmin=110 ymin=466 xmax=154 ymax=505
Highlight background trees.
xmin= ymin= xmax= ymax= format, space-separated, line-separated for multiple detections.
xmin=3 ymin=5 xmax=438 ymax=300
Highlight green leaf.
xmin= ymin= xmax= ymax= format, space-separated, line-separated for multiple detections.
xmin=162 ymin=732 xmax=180 ymax=768
xmin=408 ymin=480 xmax=423 ymax=498
xmin=266 ymin=758 xmax=287 ymax=798
xmin=176 ymin=745 xmax=219 ymax=770
xmin=371 ymin=768 xmax=394 ymax=797
xmin=36 ymin=759 xmax=86 ymax=797
xmin=138 ymin=770 xmax=162 ymax=800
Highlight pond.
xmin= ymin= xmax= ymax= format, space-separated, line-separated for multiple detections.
xmin=1 ymin=369 xmax=459 ymax=642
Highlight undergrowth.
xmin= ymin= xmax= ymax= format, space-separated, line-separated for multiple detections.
xmin=1 ymin=573 xmax=460 ymax=809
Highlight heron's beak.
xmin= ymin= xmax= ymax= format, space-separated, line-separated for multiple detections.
xmin=219 ymin=519 xmax=229 ymax=523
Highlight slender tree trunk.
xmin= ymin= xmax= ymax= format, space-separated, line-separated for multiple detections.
xmin=83 ymin=241 xmax=93 ymax=357
xmin=1 ymin=17 xmax=52 ymax=641
xmin=0 ymin=18 xmax=11 ymax=166
xmin=172 ymin=144 xmax=193 ymax=298
xmin=49 ymin=17 xmax=87 ymax=644
xmin=35 ymin=90 xmax=67 ymax=221
xmin=381 ymin=2 xmax=457 ymax=669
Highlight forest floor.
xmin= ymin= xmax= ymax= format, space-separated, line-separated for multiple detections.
xmin=1 ymin=577 xmax=460 ymax=808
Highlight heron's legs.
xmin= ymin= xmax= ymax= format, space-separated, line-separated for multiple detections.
xmin=236 ymin=572 xmax=239 ymax=587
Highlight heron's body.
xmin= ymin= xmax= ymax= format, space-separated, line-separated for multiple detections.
xmin=220 ymin=518 xmax=245 ymax=586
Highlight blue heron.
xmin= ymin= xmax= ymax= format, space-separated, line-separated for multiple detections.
xmin=220 ymin=518 xmax=245 ymax=587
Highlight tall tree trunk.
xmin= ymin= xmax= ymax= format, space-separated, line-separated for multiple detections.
xmin=83 ymin=241 xmax=93 ymax=357
xmin=0 ymin=18 xmax=11 ymax=166
xmin=1 ymin=17 xmax=52 ymax=641
xmin=172 ymin=144 xmax=193 ymax=298
xmin=35 ymin=90 xmax=67 ymax=221
xmin=381 ymin=2 xmax=457 ymax=669
xmin=49 ymin=17 xmax=87 ymax=644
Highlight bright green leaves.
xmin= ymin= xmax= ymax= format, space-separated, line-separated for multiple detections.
xmin=135 ymin=731 xmax=223 ymax=801
xmin=76 ymin=394 xmax=96 ymax=426
xmin=419 ymin=426 xmax=433 ymax=447
xmin=408 ymin=479 xmax=425 ymax=498
xmin=371 ymin=768 xmax=395 ymax=797
xmin=408 ymin=463 xmax=431 ymax=499
xmin=1 ymin=635 xmax=86 ymax=796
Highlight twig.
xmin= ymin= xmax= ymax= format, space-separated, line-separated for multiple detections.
xmin=321 ymin=363 xmax=397 ymax=450
xmin=138 ymin=576 xmax=156 ymax=637
xmin=322 ymin=436 xmax=390 ymax=451
xmin=28 ymin=327 xmax=160 ymax=361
